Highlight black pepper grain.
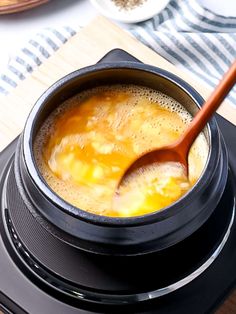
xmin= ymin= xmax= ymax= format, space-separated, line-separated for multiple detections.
xmin=111 ymin=0 xmax=147 ymax=10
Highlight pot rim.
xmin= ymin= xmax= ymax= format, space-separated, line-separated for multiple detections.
xmin=23 ymin=62 xmax=218 ymax=227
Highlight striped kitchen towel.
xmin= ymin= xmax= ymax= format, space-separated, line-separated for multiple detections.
xmin=0 ymin=26 xmax=77 ymax=96
xmin=130 ymin=0 xmax=236 ymax=105
xmin=0 ymin=0 xmax=236 ymax=106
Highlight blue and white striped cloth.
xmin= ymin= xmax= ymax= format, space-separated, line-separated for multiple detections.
xmin=0 ymin=26 xmax=76 ymax=96
xmin=1 ymin=0 xmax=236 ymax=106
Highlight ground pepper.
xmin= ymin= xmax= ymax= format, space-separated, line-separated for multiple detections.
xmin=111 ymin=0 xmax=147 ymax=10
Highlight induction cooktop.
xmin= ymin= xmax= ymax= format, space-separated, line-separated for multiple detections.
xmin=0 ymin=49 xmax=236 ymax=314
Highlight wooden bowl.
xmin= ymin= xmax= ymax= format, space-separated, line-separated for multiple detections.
xmin=0 ymin=0 xmax=49 ymax=14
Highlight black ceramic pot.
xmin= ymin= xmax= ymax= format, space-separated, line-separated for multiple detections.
xmin=15 ymin=62 xmax=228 ymax=255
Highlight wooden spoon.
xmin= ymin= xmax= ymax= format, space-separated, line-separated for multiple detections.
xmin=116 ymin=60 xmax=236 ymax=194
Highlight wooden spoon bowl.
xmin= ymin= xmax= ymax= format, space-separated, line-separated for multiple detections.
xmin=116 ymin=60 xmax=236 ymax=193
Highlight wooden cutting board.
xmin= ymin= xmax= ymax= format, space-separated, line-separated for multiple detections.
xmin=0 ymin=15 xmax=235 ymax=152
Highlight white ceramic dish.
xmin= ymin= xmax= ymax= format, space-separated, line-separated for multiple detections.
xmin=89 ymin=0 xmax=170 ymax=23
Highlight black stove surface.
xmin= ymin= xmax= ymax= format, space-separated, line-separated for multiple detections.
xmin=0 ymin=49 xmax=236 ymax=314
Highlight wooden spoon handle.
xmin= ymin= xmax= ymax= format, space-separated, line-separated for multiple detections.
xmin=180 ymin=60 xmax=236 ymax=153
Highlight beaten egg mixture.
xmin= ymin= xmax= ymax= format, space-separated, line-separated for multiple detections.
xmin=34 ymin=86 xmax=208 ymax=217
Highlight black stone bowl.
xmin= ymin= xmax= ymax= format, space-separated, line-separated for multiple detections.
xmin=16 ymin=62 xmax=228 ymax=255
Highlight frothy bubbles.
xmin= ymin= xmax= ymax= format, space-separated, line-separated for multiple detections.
xmin=34 ymin=84 xmax=209 ymax=217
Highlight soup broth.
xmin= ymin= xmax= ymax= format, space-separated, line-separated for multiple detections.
xmin=34 ymin=85 xmax=208 ymax=217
